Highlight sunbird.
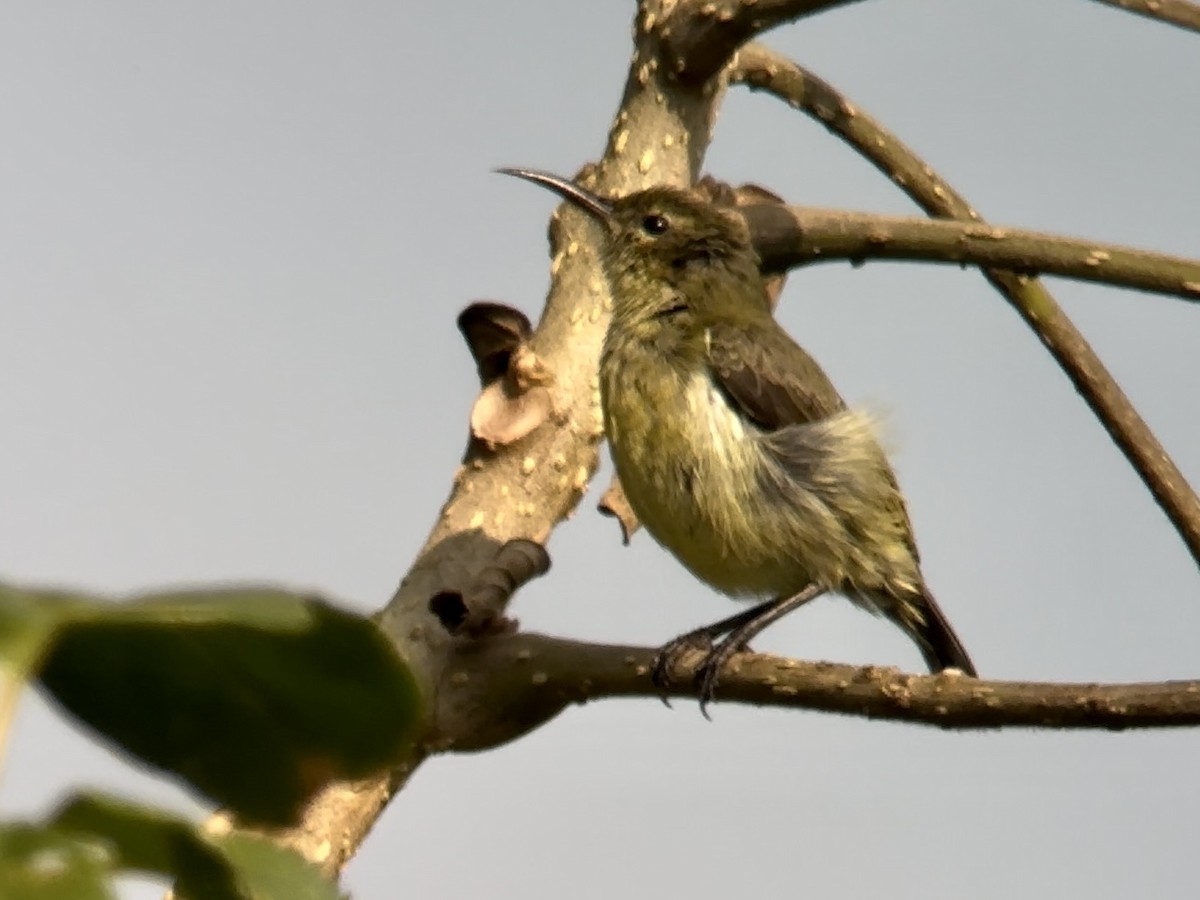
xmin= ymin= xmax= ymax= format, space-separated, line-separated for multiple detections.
xmin=500 ymin=168 xmax=976 ymax=715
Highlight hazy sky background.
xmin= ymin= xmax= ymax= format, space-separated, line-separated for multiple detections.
xmin=2 ymin=2 xmax=1198 ymax=898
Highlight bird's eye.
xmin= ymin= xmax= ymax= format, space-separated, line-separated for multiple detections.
xmin=641 ymin=214 xmax=669 ymax=236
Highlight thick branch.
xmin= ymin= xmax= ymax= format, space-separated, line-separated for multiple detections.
xmin=256 ymin=0 xmax=737 ymax=878
xmin=228 ymin=760 xmax=422 ymax=879
xmin=1092 ymin=0 xmax=1200 ymax=32
xmin=732 ymin=44 xmax=1200 ymax=570
xmin=449 ymin=633 xmax=1200 ymax=732
xmin=743 ymin=204 xmax=1200 ymax=301
xmin=663 ymin=0 xmax=869 ymax=83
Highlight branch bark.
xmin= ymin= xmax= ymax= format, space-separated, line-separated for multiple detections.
xmin=732 ymin=43 xmax=1200 ymax=570
xmin=661 ymin=0 xmax=869 ymax=83
xmin=741 ymin=204 xmax=1200 ymax=302
xmin=449 ymin=633 xmax=1200 ymax=732
xmin=1092 ymin=0 xmax=1200 ymax=32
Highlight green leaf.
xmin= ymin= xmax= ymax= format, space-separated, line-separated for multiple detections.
xmin=215 ymin=832 xmax=342 ymax=900
xmin=51 ymin=792 xmax=341 ymax=900
xmin=0 ymin=792 xmax=340 ymax=900
xmin=0 ymin=586 xmax=82 ymax=679
xmin=22 ymin=585 xmax=421 ymax=825
xmin=0 ymin=822 xmax=114 ymax=900
xmin=53 ymin=792 xmax=244 ymax=900
xmin=0 ymin=587 xmax=86 ymax=774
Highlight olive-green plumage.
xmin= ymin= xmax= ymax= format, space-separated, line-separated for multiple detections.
xmin=500 ymin=168 xmax=975 ymax=690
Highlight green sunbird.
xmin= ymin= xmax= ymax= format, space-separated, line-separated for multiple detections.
xmin=500 ymin=168 xmax=976 ymax=715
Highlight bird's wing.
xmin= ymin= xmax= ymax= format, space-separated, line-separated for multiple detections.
xmin=704 ymin=320 xmax=845 ymax=430
xmin=706 ymin=319 xmax=922 ymax=567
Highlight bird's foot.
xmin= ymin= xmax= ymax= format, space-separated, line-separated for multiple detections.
xmin=650 ymin=629 xmax=716 ymax=707
xmin=650 ymin=597 xmax=794 ymax=717
xmin=651 ymin=630 xmax=752 ymax=720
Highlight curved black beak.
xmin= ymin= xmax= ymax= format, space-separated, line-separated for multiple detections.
xmin=495 ymin=167 xmax=614 ymax=229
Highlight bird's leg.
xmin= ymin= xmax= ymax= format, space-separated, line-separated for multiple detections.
xmin=652 ymin=585 xmax=826 ymax=710
xmin=650 ymin=598 xmax=783 ymax=697
xmin=694 ymin=583 xmax=827 ymax=719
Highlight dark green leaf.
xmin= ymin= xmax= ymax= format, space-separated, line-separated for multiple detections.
xmin=53 ymin=792 xmax=244 ymax=900
xmin=50 ymin=792 xmax=340 ymax=900
xmin=0 ymin=822 xmax=114 ymax=900
xmin=31 ymin=586 xmax=421 ymax=824
xmin=0 ymin=586 xmax=81 ymax=679
xmin=216 ymin=832 xmax=342 ymax=900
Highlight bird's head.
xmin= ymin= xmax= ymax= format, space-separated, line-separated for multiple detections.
xmin=498 ymin=168 xmax=766 ymax=323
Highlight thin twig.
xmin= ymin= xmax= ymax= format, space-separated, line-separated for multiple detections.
xmin=451 ymin=634 xmax=1200 ymax=734
xmin=662 ymin=0 xmax=869 ymax=83
xmin=743 ymin=204 xmax=1200 ymax=302
xmin=732 ymin=43 xmax=1200 ymax=570
xmin=1091 ymin=0 xmax=1200 ymax=32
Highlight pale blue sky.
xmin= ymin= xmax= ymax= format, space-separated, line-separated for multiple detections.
xmin=2 ymin=3 xmax=1198 ymax=898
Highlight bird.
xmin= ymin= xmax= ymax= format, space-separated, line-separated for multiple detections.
xmin=499 ymin=167 xmax=976 ymax=715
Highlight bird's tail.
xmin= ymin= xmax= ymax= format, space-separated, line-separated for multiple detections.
xmin=898 ymin=585 xmax=977 ymax=677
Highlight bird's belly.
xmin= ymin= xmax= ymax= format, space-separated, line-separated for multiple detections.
xmin=605 ymin=369 xmax=812 ymax=599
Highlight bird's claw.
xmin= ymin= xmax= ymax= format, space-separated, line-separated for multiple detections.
xmin=693 ymin=635 xmax=752 ymax=720
xmin=653 ymin=630 xmax=750 ymax=719
xmin=695 ymin=659 xmax=722 ymax=721
xmin=651 ymin=631 xmax=715 ymax=707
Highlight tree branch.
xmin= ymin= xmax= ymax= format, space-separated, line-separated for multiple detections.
xmin=742 ymin=204 xmax=1200 ymax=302
xmin=233 ymin=6 xmax=1200 ymax=885
xmin=662 ymin=0 xmax=869 ymax=84
xmin=1092 ymin=0 xmax=1200 ymax=32
xmin=220 ymin=761 xmax=422 ymax=878
xmin=448 ymin=633 xmax=1200 ymax=732
xmin=252 ymin=0 xmax=744 ymax=878
xmin=731 ymin=43 xmax=1200 ymax=570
